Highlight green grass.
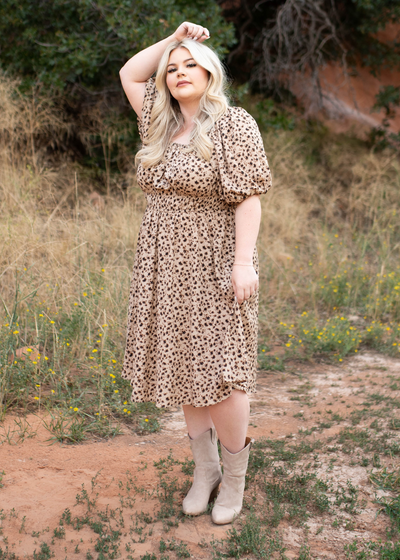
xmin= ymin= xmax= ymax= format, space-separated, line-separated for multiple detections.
xmin=0 ymin=282 xmax=164 ymax=441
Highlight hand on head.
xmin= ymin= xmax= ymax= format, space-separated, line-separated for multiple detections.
xmin=173 ymin=22 xmax=210 ymax=43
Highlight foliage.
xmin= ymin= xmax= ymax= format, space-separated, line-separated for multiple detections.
xmin=0 ymin=0 xmax=234 ymax=93
xmin=254 ymin=99 xmax=295 ymax=132
xmin=369 ymin=85 xmax=400 ymax=151
xmin=0 ymin=1 xmax=234 ymax=177
xmin=347 ymin=0 xmax=400 ymax=74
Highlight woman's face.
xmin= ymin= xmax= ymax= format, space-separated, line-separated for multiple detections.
xmin=165 ymin=47 xmax=209 ymax=104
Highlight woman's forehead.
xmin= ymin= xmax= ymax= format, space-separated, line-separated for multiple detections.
xmin=168 ymin=47 xmax=192 ymax=64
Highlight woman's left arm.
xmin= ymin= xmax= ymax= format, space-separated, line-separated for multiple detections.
xmin=231 ymin=195 xmax=261 ymax=304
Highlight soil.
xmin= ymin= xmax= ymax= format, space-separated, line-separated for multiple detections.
xmin=1 ymin=352 xmax=399 ymax=559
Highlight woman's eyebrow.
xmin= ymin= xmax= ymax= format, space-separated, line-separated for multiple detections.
xmin=167 ymin=58 xmax=195 ymax=67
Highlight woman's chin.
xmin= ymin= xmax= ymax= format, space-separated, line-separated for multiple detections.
xmin=172 ymin=92 xmax=202 ymax=104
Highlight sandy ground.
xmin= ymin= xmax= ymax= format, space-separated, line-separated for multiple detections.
xmin=1 ymin=352 xmax=399 ymax=559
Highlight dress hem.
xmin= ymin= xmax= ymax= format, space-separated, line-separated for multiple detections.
xmin=129 ymin=384 xmax=257 ymax=409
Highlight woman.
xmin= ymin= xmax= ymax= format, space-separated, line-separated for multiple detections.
xmin=120 ymin=22 xmax=271 ymax=525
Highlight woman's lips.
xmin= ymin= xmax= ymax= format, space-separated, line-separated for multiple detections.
xmin=177 ymin=81 xmax=191 ymax=87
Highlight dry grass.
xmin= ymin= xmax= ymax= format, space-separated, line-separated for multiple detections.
xmin=0 ymin=75 xmax=400 ymax=422
xmin=258 ymin=125 xmax=400 ymax=337
xmin=0 ymin=76 xmax=144 ymax=343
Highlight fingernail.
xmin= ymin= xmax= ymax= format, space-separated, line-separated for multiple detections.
xmin=193 ymin=37 xmax=198 ymax=41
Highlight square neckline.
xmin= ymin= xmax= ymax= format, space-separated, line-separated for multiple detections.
xmin=170 ymin=141 xmax=192 ymax=147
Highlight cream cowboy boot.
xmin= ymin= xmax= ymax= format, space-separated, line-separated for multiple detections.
xmin=211 ymin=436 xmax=254 ymax=525
xmin=182 ymin=427 xmax=222 ymax=516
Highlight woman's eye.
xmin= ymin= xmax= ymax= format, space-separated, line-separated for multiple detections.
xmin=187 ymin=63 xmax=197 ymax=68
xmin=167 ymin=68 xmax=177 ymax=73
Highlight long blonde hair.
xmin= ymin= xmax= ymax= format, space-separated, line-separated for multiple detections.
xmin=136 ymin=39 xmax=229 ymax=168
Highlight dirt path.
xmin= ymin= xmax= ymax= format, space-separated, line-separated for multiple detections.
xmin=1 ymin=353 xmax=399 ymax=559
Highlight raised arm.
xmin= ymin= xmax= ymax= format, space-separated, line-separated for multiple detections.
xmin=119 ymin=22 xmax=210 ymax=117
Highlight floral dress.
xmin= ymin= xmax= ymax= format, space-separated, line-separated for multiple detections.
xmin=121 ymin=79 xmax=272 ymax=408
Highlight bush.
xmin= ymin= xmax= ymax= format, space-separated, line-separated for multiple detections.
xmin=0 ymin=0 xmax=234 ymax=93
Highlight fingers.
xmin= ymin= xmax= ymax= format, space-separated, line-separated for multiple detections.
xmin=193 ymin=27 xmax=209 ymax=42
xmin=231 ymin=265 xmax=258 ymax=304
xmin=235 ymin=288 xmax=245 ymax=305
xmin=233 ymin=284 xmax=257 ymax=305
xmin=179 ymin=22 xmax=210 ymax=42
xmin=198 ymin=28 xmax=210 ymax=42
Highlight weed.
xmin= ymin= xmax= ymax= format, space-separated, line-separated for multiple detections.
xmin=213 ymin=511 xmax=287 ymax=559
xmin=0 ymin=546 xmax=18 ymax=560
xmin=53 ymin=525 xmax=65 ymax=539
xmin=258 ymin=352 xmax=285 ymax=372
xmin=75 ymin=483 xmax=98 ymax=512
xmin=139 ymin=416 xmax=160 ymax=433
xmin=159 ymin=538 xmax=190 ymax=558
xmin=378 ymin=540 xmax=400 ymax=559
xmin=247 ymin=440 xmax=274 ymax=483
xmin=298 ymin=542 xmax=312 ymax=560
xmin=344 ymin=539 xmax=375 ymax=560
xmin=263 ymin=472 xmax=330 ymax=524
xmin=19 ymin=515 xmax=26 ymax=534
xmin=94 ymin=529 xmax=120 ymax=558
xmin=180 ymin=458 xmax=195 ymax=476
xmin=154 ymin=452 xmax=180 ymax=473
xmin=369 ymin=467 xmax=400 ymax=491
xmin=375 ymin=494 xmax=400 ymax=534
xmin=32 ymin=542 xmax=54 ymax=560
xmin=335 ymin=480 xmax=363 ymax=514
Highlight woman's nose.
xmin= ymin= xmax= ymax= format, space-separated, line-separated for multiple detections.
xmin=177 ymin=68 xmax=186 ymax=77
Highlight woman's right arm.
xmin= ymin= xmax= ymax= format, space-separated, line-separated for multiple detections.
xmin=119 ymin=22 xmax=210 ymax=117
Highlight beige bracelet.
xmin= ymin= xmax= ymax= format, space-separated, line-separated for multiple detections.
xmin=233 ymin=263 xmax=254 ymax=266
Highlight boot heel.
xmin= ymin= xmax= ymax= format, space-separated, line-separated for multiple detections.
xmin=208 ymin=484 xmax=220 ymax=503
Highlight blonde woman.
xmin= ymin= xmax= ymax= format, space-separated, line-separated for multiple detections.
xmin=120 ymin=22 xmax=271 ymax=525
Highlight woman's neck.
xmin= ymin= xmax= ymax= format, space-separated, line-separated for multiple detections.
xmin=179 ymin=99 xmax=200 ymax=125
xmin=172 ymin=101 xmax=199 ymax=144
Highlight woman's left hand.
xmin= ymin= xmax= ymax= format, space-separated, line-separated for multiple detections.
xmin=231 ymin=265 xmax=259 ymax=304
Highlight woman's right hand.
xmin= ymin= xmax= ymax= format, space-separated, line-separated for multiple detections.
xmin=173 ymin=22 xmax=210 ymax=43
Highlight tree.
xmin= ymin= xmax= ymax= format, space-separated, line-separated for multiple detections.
xmin=0 ymin=0 xmax=235 ymax=94
xmin=0 ymin=0 xmax=235 ymax=177
xmin=218 ymin=0 xmax=400 ymax=95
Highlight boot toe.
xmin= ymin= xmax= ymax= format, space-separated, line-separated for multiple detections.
xmin=182 ymin=503 xmax=206 ymax=516
xmin=211 ymin=504 xmax=240 ymax=525
xmin=182 ymin=480 xmax=220 ymax=516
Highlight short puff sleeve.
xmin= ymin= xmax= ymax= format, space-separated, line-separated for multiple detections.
xmin=137 ymin=78 xmax=157 ymax=142
xmin=212 ymin=107 xmax=272 ymax=204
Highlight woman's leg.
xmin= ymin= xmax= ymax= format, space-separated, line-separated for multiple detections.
xmin=183 ymin=390 xmax=249 ymax=450
xmin=181 ymin=404 xmax=221 ymax=516
xmin=209 ymin=390 xmax=252 ymax=525
xmin=181 ymin=390 xmax=250 ymax=519
xmin=208 ymin=389 xmax=250 ymax=453
xmin=182 ymin=404 xmax=213 ymax=439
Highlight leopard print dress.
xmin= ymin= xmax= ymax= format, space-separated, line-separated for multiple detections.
xmin=121 ymin=78 xmax=272 ymax=408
